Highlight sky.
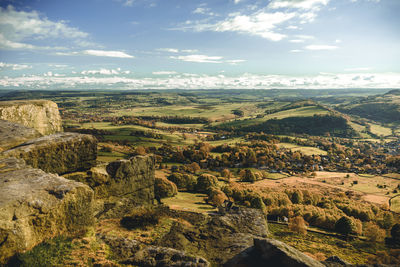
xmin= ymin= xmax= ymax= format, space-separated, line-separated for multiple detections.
xmin=0 ymin=0 xmax=399 ymax=90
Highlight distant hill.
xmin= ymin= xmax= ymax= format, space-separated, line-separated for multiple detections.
xmin=336 ymin=91 xmax=400 ymax=124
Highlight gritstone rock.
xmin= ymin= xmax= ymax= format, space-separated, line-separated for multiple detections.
xmin=0 ymin=157 xmax=94 ymax=264
xmin=0 ymin=100 xmax=62 ymax=135
xmin=2 ymin=132 xmax=97 ymax=174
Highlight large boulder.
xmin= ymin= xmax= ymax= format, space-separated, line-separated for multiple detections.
xmin=100 ymin=235 xmax=209 ymax=267
xmin=63 ymin=155 xmax=156 ymax=219
xmin=0 ymin=157 xmax=94 ymax=264
xmin=158 ymin=208 xmax=269 ymax=265
xmin=1 ymin=132 xmax=97 ymax=174
xmin=0 ymin=119 xmax=41 ymax=152
xmin=224 ymin=238 xmax=325 ymax=267
xmin=0 ymin=100 xmax=62 ymax=135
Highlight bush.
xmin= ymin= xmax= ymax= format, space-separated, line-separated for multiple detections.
xmin=391 ymin=223 xmax=400 ymax=242
xmin=335 ymin=216 xmax=356 ymax=236
xmin=155 ymin=177 xmax=178 ymax=198
xmin=289 ymin=216 xmax=308 ymax=235
xmin=196 ymin=174 xmax=218 ymax=193
xmin=120 ymin=206 xmax=162 ymax=229
xmin=207 ymin=188 xmax=228 ymax=206
xmin=364 ymin=222 xmax=386 ymax=242
xmin=167 ymin=173 xmax=196 ymax=190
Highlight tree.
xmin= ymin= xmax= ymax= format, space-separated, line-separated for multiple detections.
xmin=221 ymin=169 xmax=232 ymax=180
xmin=196 ymin=174 xmax=218 ymax=193
xmin=364 ymin=222 xmax=385 ymax=243
xmin=391 ymin=223 xmax=400 ymax=242
xmin=187 ymin=162 xmax=200 ymax=174
xmin=289 ymin=216 xmax=308 ymax=235
xmin=335 ymin=216 xmax=356 ymax=236
xmin=291 ymin=190 xmax=303 ymax=204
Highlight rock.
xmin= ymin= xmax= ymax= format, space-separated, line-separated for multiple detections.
xmin=100 ymin=235 xmax=209 ymax=267
xmin=224 ymin=238 xmax=325 ymax=267
xmin=323 ymin=256 xmax=351 ymax=266
xmin=64 ymin=155 xmax=156 ymax=219
xmin=0 ymin=157 xmax=94 ymax=264
xmin=158 ymin=208 xmax=268 ymax=265
xmin=2 ymin=132 xmax=97 ymax=174
xmin=0 ymin=100 xmax=62 ymax=135
xmin=0 ymin=120 xmax=41 ymax=152
xmin=103 ymin=155 xmax=155 ymax=203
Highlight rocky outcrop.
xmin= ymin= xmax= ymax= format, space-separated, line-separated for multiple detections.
xmin=224 ymin=238 xmax=325 ymax=267
xmin=0 ymin=100 xmax=62 ymax=135
xmin=158 ymin=208 xmax=268 ymax=265
xmin=100 ymin=235 xmax=209 ymax=267
xmin=0 ymin=120 xmax=41 ymax=152
xmin=0 ymin=157 xmax=94 ymax=264
xmin=2 ymin=132 xmax=97 ymax=174
xmin=63 ymin=155 xmax=155 ymax=218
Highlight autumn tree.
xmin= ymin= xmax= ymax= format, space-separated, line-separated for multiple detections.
xmin=289 ymin=216 xmax=308 ymax=235
xmin=364 ymin=222 xmax=386 ymax=243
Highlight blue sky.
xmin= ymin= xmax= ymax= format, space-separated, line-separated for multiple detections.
xmin=0 ymin=0 xmax=399 ymax=90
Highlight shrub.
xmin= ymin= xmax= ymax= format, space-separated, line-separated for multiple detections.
xmin=289 ymin=216 xmax=308 ymax=235
xmin=335 ymin=216 xmax=356 ymax=236
xmin=167 ymin=173 xmax=196 ymax=190
xmin=196 ymin=174 xmax=218 ymax=193
xmin=207 ymin=188 xmax=228 ymax=206
xmin=120 ymin=206 xmax=162 ymax=229
xmin=364 ymin=222 xmax=386 ymax=242
xmin=155 ymin=177 xmax=178 ymax=199
xmin=391 ymin=223 xmax=400 ymax=242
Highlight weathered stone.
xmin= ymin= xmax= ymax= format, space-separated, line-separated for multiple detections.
xmin=158 ymin=208 xmax=268 ymax=265
xmin=63 ymin=155 xmax=155 ymax=219
xmin=2 ymin=132 xmax=97 ymax=174
xmin=0 ymin=100 xmax=62 ymax=135
xmin=0 ymin=157 xmax=94 ymax=264
xmin=0 ymin=119 xmax=41 ymax=152
xmin=100 ymin=235 xmax=209 ymax=267
xmin=224 ymin=238 xmax=325 ymax=267
xmin=103 ymin=155 xmax=155 ymax=203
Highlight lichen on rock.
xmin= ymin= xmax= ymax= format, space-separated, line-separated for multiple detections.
xmin=0 ymin=100 xmax=62 ymax=135
xmin=0 ymin=120 xmax=42 ymax=152
xmin=0 ymin=157 xmax=94 ymax=264
xmin=2 ymin=132 xmax=97 ymax=175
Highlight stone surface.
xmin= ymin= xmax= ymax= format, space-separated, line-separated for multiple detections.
xmin=0 ymin=157 xmax=94 ymax=264
xmin=100 ymin=235 xmax=209 ymax=267
xmin=158 ymin=208 xmax=268 ymax=265
xmin=64 ymin=155 xmax=156 ymax=219
xmin=0 ymin=120 xmax=41 ymax=152
xmin=2 ymin=132 xmax=97 ymax=174
xmin=0 ymin=100 xmax=62 ymax=135
xmin=224 ymin=238 xmax=325 ymax=267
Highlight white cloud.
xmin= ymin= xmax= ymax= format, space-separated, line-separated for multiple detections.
xmin=157 ymin=48 xmax=180 ymax=53
xmin=234 ymin=0 xmax=243 ymax=4
xmin=81 ymin=68 xmax=122 ymax=75
xmin=226 ymin=59 xmax=246 ymax=65
xmin=0 ymin=62 xmax=32 ymax=70
xmin=290 ymin=49 xmax=303 ymax=53
xmin=193 ymin=7 xmax=215 ymax=16
xmin=83 ymin=50 xmax=134 ymax=58
xmin=170 ymin=54 xmax=223 ymax=63
xmin=286 ymin=25 xmax=299 ymax=29
xmin=0 ymin=5 xmax=90 ymax=50
xmin=305 ymin=45 xmax=338 ymax=50
xmin=179 ymin=11 xmax=296 ymax=41
xmin=289 ymin=39 xmax=305 ymax=43
xmin=269 ymin=0 xmax=330 ymax=10
xmin=55 ymin=50 xmax=134 ymax=58
xmin=152 ymin=71 xmax=178 ymax=75
xmin=124 ymin=0 xmax=134 ymax=7
xmin=1 ymin=72 xmax=399 ymax=90
xmin=295 ymin=34 xmax=315 ymax=39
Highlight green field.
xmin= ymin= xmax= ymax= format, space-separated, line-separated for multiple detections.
xmin=278 ymin=142 xmax=327 ymax=156
xmin=163 ymin=192 xmax=216 ymax=213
